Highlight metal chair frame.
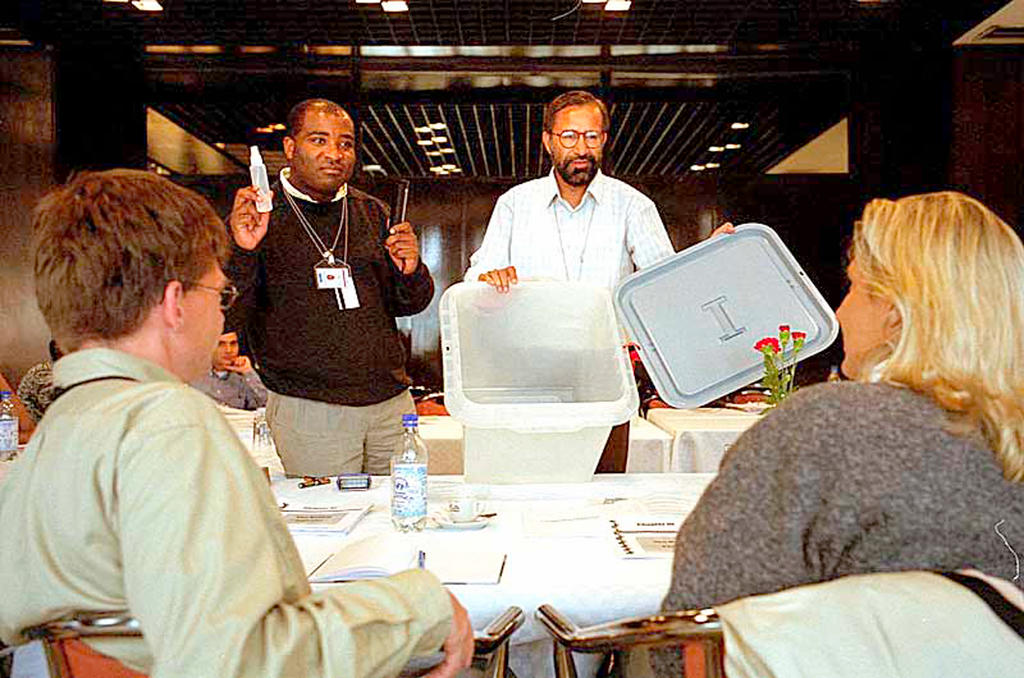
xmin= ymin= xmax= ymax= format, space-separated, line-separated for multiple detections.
xmin=536 ymin=604 xmax=724 ymax=678
xmin=7 ymin=606 xmax=525 ymax=678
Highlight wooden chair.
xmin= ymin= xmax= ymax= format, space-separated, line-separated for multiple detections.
xmin=5 ymin=606 xmax=525 ymax=678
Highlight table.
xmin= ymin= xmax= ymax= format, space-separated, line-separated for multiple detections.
xmin=275 ymin=473 xmax=715 ymax=678
xmin=419 ymin=415 xmax=673 ymax=475
xmin=220 ymin=409 xmax=674 ymax=477
xmin=645 ymin=408 xmax=761 ymax=472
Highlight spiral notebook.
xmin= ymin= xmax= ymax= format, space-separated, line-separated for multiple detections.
xmin=610 ymin=516 xmax=682 ymax=559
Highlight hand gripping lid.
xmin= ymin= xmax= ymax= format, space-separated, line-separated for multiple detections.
xmin=614 ymin=223 xmax=838 ymax=409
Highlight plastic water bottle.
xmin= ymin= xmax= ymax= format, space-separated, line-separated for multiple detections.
xmin=250 ymin=146 xmax=273 ymax=213
xmin=0 ymin=391 xmax=19 ymax=461
xmin=827 ymin=365 xmax=842 ymax=383
xmin=251 ymin=407 xmax=275 ymax=476
xmin=391 ymin=413 xmax=429 ymax=532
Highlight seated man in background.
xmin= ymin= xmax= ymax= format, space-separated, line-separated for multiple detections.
xmin=655 ymin=191 xmax=1024 ymax=675
xmin=190 ymin=330 xmax=267 ymax=410
xmin=17 ymin=339 xmax=61 ymax=423
xmin=0 ymin=169 xmax=471 ymax=678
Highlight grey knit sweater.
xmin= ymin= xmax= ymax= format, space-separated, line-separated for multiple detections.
xmin=663 ymin=381 xmax=1024 ymax=612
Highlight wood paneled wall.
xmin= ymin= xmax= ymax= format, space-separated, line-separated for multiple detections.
xmin=0 ymin=47 xmax=57 ymax=384
xmin=951 ymin=47 xmax=1024 ymax=229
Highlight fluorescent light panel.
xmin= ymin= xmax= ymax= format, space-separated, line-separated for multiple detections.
xmin=131 ymin=0 xmax=163 ymax=11
xmin=605 ymin=0 xmax=632 ymax=10
xmin=381 ymin=0 xmax=409 ymax=11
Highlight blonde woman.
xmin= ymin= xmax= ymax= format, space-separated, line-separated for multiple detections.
xmin=656 ymin=192 xmax=1024 ymax=673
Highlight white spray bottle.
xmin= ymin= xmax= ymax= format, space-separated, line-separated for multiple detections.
xmin=249 ymin=145 xmax=273 ymax=213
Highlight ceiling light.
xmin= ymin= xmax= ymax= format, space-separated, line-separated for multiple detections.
xmin=604 ymin=0 xmax=632 ymax=9
xmin=441 ymin=163 xmax=457 ymax=170
xmin=416 ymin=139 xmax=433 ymax=146
xmin=430 ymin=136 xmax=448 ymax=144
xmin=725 ymin=143 xmax=742 ymax=150
xmin=414 ymin=125 xmax=432 ymax=134
xmin=214 ymin=142 xmax=225 ymax=149
xmin=429 ymin=122 xmax=447 ymax=130
xmin=272 ymin=123 xmax=286 ymax=131
xmin=449 ymin=167 xmax=462 ymax=173
xmin=705 ymin=162 xmax=720 ymax=168
xmin=363 ymin=164 xmax=383 ymax=171
xmin=255 ymin=126 xmax=275 ymax=133
xmin=380 ymin=0 xmax=409 ymax=11
xmin=440 ymin=147 xmax=455 ymax=154
xmin=429 ymin=166 xmax=445 ymax=173
xmin=690 ymin=164 xmax=705 ymax=171
xmin=708 ymin=146 xmax=724 ymax=152
xmin=426 ymin=151 xmax=442 ymax=157
xmin=131 ymin=0 xmax=163 ymax=10
xmin=730 ymin=122 xmax=750 ymax=130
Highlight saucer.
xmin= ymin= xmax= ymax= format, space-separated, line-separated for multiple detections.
xmin=432 ymin=514 xmax=492 ymax=530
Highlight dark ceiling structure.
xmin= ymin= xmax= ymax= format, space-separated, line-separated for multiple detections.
xmin=8 ymin=0 xmax=1006 ymax=180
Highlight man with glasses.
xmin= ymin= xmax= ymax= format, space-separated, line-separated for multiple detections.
xmin=465 ymin=90 xmax=675 ymax=291
xmin=0 ymin=168 xmax=472 ymax=678
xmin=465 ymin=91 xmax=677 ymax=473
xmin=227 ymin=98 xmax=434 ymax=478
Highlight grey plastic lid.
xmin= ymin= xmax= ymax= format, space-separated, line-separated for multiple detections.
xmin=614 ymin=223 xmax=839 ymax=409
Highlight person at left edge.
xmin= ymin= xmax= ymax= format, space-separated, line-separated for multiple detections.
xmin=227 ymin=99 xmax=434 ymax=477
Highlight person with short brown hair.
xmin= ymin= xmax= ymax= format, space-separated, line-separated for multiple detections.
xmin=0 ymin=168 xmax=471 ymax=678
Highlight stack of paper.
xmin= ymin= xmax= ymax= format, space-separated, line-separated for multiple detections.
xmin=609 ymin=515 xmax=681 ymax=559
xmin=282 ymin=504 xmax=371 ymax=535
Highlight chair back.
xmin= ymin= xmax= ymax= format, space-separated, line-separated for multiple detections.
xmin=14 ymin=606 xmax=526 ymax=678
xmin=536 ymin=604 xmax=724 ymax=678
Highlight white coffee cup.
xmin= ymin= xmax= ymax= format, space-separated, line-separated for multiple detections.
xmin=447 ymin=496 xmax=483 ymax=523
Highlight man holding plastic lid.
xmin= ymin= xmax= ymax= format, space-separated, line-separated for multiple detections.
xmin=465 ymin=90 xmax=734 ymax=291
xmin=465 ymin=90 xmax=677 ymax=291
xmin=227 ymin=98 xmax=434 ymax=478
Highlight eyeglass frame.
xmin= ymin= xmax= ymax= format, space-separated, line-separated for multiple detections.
xmin=186 ymin=281 xmax=239 ymax=311
xmin=549 ymin=128 xmax=606 ymax=149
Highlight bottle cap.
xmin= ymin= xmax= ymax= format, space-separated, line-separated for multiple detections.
xmin=250 ymin=145 xmax=264 ymax=166
xmin=0 ymin=391 xmax=10 ymax=398
xmin=402 ymin=413 xmax=419 ymax=426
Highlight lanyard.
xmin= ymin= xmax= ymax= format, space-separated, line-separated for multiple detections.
xmin=282 ymin=188 xmax=349 ymax=266
xmin=552 ymin=195 xmax=597 ymax=282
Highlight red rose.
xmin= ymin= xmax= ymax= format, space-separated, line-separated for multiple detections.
xmin=778 ymin=325 xmax=790 ymax=332
xmin=792 ymin=331 xmax=806 ymax=340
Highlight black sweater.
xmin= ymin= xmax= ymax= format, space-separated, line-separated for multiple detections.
xmin=226 ymin=183 xmax=434 ymax=406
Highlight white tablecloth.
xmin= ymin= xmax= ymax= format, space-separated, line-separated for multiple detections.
xmin=220 ymin=408 xmax=674 ymax=478
xmin=419 ymin=415 xmax=673 ymax=475
xmin=276 ymin=473 xmax=715 ymax=678
xmin=646 ymin=408 xmax=761 ymax=472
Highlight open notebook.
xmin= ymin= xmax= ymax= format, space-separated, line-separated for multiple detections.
xmin=309 ymin=533 xmax=506 ymax=585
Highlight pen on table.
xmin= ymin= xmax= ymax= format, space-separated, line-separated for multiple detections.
xmin=418 ymin=550 xmax=426 ymax=569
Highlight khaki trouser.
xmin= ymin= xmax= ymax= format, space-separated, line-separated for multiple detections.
xmin=266 ymin=390 xmax=415 ymax=476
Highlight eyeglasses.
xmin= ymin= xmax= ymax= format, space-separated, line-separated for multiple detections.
xmin=553 ymin=129 xmax=604 ymax=149
xmin=188 ymin=282 xmax=239 ymax=311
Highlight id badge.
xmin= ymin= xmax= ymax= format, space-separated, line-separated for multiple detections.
xmin=315 ymin=264 xmax=360 ymax=309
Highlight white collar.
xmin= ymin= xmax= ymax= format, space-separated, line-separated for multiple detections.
xmin=545 ymin=169 xmax=605 ymax=210
xmin=280 ymin=167 xmax=348 ymax=203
